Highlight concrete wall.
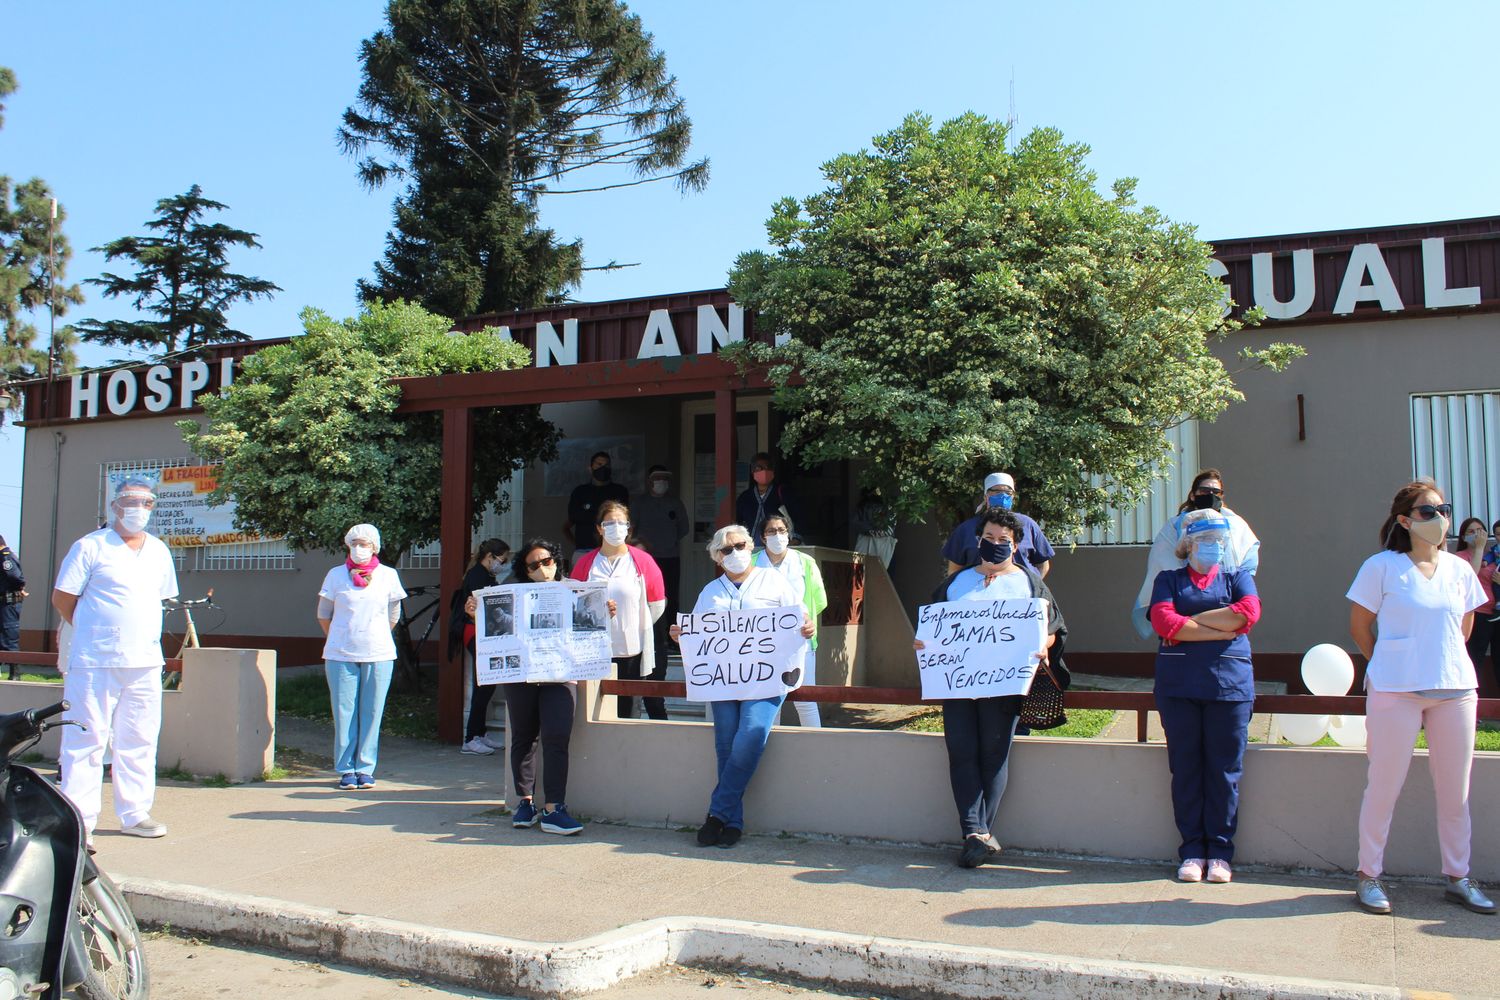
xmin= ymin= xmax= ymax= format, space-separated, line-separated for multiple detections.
xmin=0 ymin=646 xmax=276 ymax=781
xmin=568 ymin=681 xmax=1500 ymax=880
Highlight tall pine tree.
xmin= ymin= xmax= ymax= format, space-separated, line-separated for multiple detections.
xmin=0 ymin=68 xmax=82 ymax=424
xmin=339 ymin=0 xmax=708 ymax=317
xmin=76 ymin=185 xmax=279 ymax=355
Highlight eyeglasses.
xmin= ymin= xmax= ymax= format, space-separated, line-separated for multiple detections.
xmin=763 ymin=529 xmax=789 ymax=537
xmin=1193 ymin=487 xmax=1224 ymax=497
xmin=115 ymin=498 xmax=155 ymax=509
xmin=1409 ymin=503 xmax=1453 ymax=521
xmin=718 ymin=541 xmax=750 ymax=556
xmin=752 ymin=465 xmax=773 ymax=473
xmin=601 ymin=520 xmax=629 ymax=530
xmin=526 ymin=555 xmax=556 ymax=572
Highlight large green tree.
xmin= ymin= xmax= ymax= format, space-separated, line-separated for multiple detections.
xmin=727 ymin=112 xmax=1302 ymax=536
xmin=339 ymin=0 xmax=708 ymax=318
xmin=0 ymin=69 xmax=82 ymax=422
xmin=76 ymin=184 xmax=279 ymax=355
xmin=180 ymin=300 xmax=559 ymax=559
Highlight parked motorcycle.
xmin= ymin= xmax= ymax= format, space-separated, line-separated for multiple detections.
xmin=0 ymin=702 xmax=148 ymax=999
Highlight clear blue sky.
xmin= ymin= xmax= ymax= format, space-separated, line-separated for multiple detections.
xmin=3 ymin=1 xmax=1498 ymax=555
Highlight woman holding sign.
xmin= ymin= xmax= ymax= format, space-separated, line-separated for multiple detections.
xmin=670 ymin=524 xmax=815 ymax=848
xmin=1148 ymin=508 xmax=1260 ymax=885
xmin=754 ymin=513 xmax=829 ymax=727
xmin=569 ymin=501 xmax=667 ymax=720
xmin=915 ymin=508 xmax=1066 ymax=869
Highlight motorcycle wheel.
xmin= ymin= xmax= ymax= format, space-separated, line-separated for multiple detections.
xmin=71 ymin=868 xmax=149 ymax=1000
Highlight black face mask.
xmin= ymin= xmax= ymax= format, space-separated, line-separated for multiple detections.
xmin=978 ymin=539 xmax=1013 ymax=565
xmin=593 ymin=465 xmax=612 ymax=483
xmin=1192 ymin=493 xmax=1223 ymax=512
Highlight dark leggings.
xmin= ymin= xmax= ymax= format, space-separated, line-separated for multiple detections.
xmin=1465 ymin=613 xmax=1498 ymax=691
xmin=504 ymin=683 xmax=575 ymax=805
xmin=465 ymin=644 xmax=498 ymax=741
xmin=942 ymin=695 xmax=1023 ymax=839
xmin=615 ymin=653 xmax=667 ymax=720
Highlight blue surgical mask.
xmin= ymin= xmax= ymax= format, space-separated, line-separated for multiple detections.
xmin=987 ymin=492 xmax=1014 ymax=511
xmin=1189 ymin=541 xmax=1223 ymax=572
xmin=978 ymin=539 xmax=1013 ymax=565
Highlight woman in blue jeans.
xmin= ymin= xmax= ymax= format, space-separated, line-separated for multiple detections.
xmin=316 ymin=523 xmax=407 ymax=790
xmin=671 ymin=523 xmax=814 ymax=848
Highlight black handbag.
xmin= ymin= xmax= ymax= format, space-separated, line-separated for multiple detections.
xmin=1020 ymin=635 xmax=1070 ymax=730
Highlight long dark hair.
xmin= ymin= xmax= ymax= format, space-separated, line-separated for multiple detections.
xmin=508 ymin=538 xmax=563 ymax=583
xmin=1456 ymin=517 xmax=1486 ymax=552
xmin=1176 ymin=468 xmax=1225 ymax=514
xmin=1379 ymin=479 xmax=1442 ymax=553
xmin=470 ymin=537 xmax=510 ymax=568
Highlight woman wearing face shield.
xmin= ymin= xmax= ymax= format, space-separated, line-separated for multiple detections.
xmin=1131 ymin=469 xmax=1261 ymax=640
xmin=753 ymin=513 xmax=828 ymax=727
xmin=1148 ymin=509 xmax=1261 ymax=884
xmin=466 ymin=538 xmax=585 ymax=835
xmin=569 ymin=501 xmax=667 ymax=720
xmin=669 ymin=524 xmax=815 ymax=848
xmin=1346 ymin=482 xmax=1494 ymax=915
xmin=316 ymin=524 xmax=408 ymax=790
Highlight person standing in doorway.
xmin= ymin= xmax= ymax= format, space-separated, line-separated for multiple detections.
xmin=51 ymin=476 xmax=178 ymax=842
xmin=735 ymin=453 xmax=803 ymax=547
xmin=451 ymin=538 xmax=511 ymax=756
xmin=565 ymin=451 xmax=629 ymax=555
xmin=941 ymin=473 xmax=1055 ymax=577
xmin=634 ymin=465 xmax=689 ymax=685
xmin=0 ymin=534 xmax=25 ymax=679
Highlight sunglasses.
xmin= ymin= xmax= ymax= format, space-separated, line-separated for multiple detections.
xmin=1193 ymin=487 xmax=1224 ymax=497
xmin=525 ymin=555 xmax=556 ymax=572
xmin=1408 ymin=503 xmax=1453 ymax=522
xmin=718 ymin=540 xmax=750 ymax=556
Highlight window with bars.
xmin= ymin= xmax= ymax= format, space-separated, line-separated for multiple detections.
xmin=1067 ymin=421 xmax=1200 ymax=546
xmin=401 ymin=473 xmax=526 ymax=570
xmin=1410 ymin=391 xmax=1500 ymax=531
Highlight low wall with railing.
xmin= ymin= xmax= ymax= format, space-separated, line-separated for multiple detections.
xmin=568 ymin=680 xmax=1500 ymax=881
xmin=0 ymin=648 xmax=276 ymax=782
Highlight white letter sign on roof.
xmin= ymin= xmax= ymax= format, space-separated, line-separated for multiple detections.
xmin=1333 ymin=243 xmax=1403 ymax=314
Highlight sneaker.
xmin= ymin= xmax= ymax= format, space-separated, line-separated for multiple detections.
xmin=958 ymin=835 xmax=991 ymax=869
xmin=460 ymin=737 xmax=495 ymax=756
xmin=121 ymin=817 xmax=167 ymax=839
xmin=338 ymin=773 xmax=359 ymax=789
xmin=1177 ymin=858 xmax=1205 ymax=883
xmin=540 ymin=804 xmax=583 ymax=835
xmin=1206 ymin=859 xmax=1233 ymax=884
xmin=716 ymin=826 xmax=742 ymax=849
xmin=1356 ymin=875 xmax=1392 ymax=914
xmin=480 ymin=734 xmax=505 ymax=751
xmin=1444 ymin=877 xmax=1497 ymax=914
xmin=697 ymin=814 xmax=725 ymax=847
xmin=355 ymin=773 xmax=375 ymax=790
xmin=512 ymin=800 xmax=539 ymax=828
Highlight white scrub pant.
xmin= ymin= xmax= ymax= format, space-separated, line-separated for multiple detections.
xmin=59 ymin=665 xmax=162 ymax=833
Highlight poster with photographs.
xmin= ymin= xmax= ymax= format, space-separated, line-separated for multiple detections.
xmin=473 ymin=582 xmax=613 ymax=683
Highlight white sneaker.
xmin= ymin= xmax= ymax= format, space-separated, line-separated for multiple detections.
xmin=459 ymin=737 xmax=495 ymax=756
xmin=480 ymin=734 xmax=505 ymax=751
xmin=1177 ymin=858 xmax=1205 ymax=882
xmin=122 ymin=817 xmax=167 ymax=839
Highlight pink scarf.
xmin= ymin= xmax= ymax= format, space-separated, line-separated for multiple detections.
xmin=346 ymin=555 xmax=380 ymax=588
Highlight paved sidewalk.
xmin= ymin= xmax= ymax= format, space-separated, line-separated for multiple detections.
xmin=82 ymin=718 xmax=1500 ymax=998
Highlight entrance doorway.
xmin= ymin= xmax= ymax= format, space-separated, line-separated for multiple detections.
xmin=678 ymin=394 xmax=770 ymax=599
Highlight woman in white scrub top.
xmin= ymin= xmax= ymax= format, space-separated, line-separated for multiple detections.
xmin=753 ymin=513 xmax=828 ymax=727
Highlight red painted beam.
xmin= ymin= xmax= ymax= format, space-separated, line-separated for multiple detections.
xmin=436 ymin=406 xmax=475 ymax=743
xmin=714 ymin=388 xmax=736 ymax=529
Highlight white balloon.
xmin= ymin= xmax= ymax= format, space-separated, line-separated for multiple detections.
xmin=1275 ymin=713 xmax=1330 ymax=746
xmin=1301 ymin=643 xmax=1355 ymax=697
xmin=1328 ymin=714 xmax=1368 ymax=749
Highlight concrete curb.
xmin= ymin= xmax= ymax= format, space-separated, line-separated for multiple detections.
xmin=121 ymin=877 xmax=1404 ymax=1000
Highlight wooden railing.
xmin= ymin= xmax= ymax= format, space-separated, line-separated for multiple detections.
xmin=600 ymin=680 xmax=1500 ymax=743
xmin=1 ymin=650 xmax=185 ymax=674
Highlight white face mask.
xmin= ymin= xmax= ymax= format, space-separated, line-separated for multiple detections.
xmin=118 ymin=507 xmax=152 ymax=534
xmin=721 ymin=548 xmax=753 ymax=574
xmin=764 ymin=533 xmax=789 ymax=555
xmin=650 ymin=480 xmax=669 ymax=497
xmin=601 ymin=522 xmax=629 ymax=546
xmin=350 ymin=544 xmax=374 ymax=564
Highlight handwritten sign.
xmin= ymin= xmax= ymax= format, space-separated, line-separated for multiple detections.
xmin=914 ymin=598 xmax=1049 ymax=700
xmin=474 ymin=582 xmax=612 ymax=683
xmin=677 ymin=608 xmax=807 ymax=702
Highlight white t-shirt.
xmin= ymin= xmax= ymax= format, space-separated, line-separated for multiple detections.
xmin=590 ymin=552 xmax=644 ymax=658
xmin=319 ymin=563 xmax=407 ymax=663
xmin=1346 ymin=550 xmax=1486 ymax=692
xmin=55 ymin=528 xmax=179 ymax=670
xmin=692 ymin=567 xmax=800 ymax=613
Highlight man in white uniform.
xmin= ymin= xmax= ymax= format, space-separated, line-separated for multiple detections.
xmin=51 ymin=476 xmax=178 ymax=840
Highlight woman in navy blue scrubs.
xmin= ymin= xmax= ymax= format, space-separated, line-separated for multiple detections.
xmin=1148 ymin=509 xmax=1262 ymax=884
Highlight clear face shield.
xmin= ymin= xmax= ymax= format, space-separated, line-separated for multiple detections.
xmin=1183 ymin=518 xmax=1230 ymax=570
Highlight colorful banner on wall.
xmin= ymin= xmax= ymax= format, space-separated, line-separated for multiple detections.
xmin=108 ymin=465 xmax=279 ymax=548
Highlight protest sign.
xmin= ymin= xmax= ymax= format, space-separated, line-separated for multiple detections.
xmin=108 ymin=465 xmax=280 ymax=548
xmin=677 ymin=607 xmax=808 ymax=702
xmin=475 ymin=582 xmax=612 ymax=683
xmin=914 ymin=598 xmax=1049 ymax=700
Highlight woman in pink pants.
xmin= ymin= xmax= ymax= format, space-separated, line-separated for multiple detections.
xmin=1346 ymin=480 xmax=1494 ymax=916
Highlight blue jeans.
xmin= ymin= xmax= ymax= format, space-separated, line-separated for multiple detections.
xmin=1155 ymin=694 xmax=1253 ymax=861
xmin=325 ymin=660 xmax=394 ymax=776
xmin=942 ymin=695 xmax=1023 ymax=839
xmin=708 ymin=694 xmax=785 ymax=829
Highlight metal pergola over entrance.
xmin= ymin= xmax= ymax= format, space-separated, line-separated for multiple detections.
xmin=394 ymin=353 xmax=776 ymax=741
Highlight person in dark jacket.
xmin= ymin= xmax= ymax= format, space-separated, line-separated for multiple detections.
xmin=0 ymin=534 xmax=26 ymax=680
xmin=735 ymin=452 xmax=803 ymax=546
xmin=915 ymin=508 xmax=1066 ymax=869
xmin=450 ymin=539 xmax=511 ymax=756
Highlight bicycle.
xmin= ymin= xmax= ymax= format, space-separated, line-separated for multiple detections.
xmin=161 ymin=590 xmax=219 ymax=689
xmin=393 ymin=584 xmax=442 ymax=693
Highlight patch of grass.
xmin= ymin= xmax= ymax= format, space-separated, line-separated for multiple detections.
xmin=898 ymin=707 xmax=1117 ymax=739
xmin=256 ymin=764 xmax=291 ymax=782
xmin=474 ymin=806 xmax=511 ymax=818
xmin=10 ymin=673 xmax=63 ymax=685
xmin=277 ymin=673 xmax=438 ymax=741
xmin=201 ymin=773 xmax=233 ymax=788
xmin=19 ymin=751 xmax=45 ymax=764
xmin=159 ymin=762 xmax=194 ymax=782
xmin=1274 ymin=720 xmax=1500 ymax=751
